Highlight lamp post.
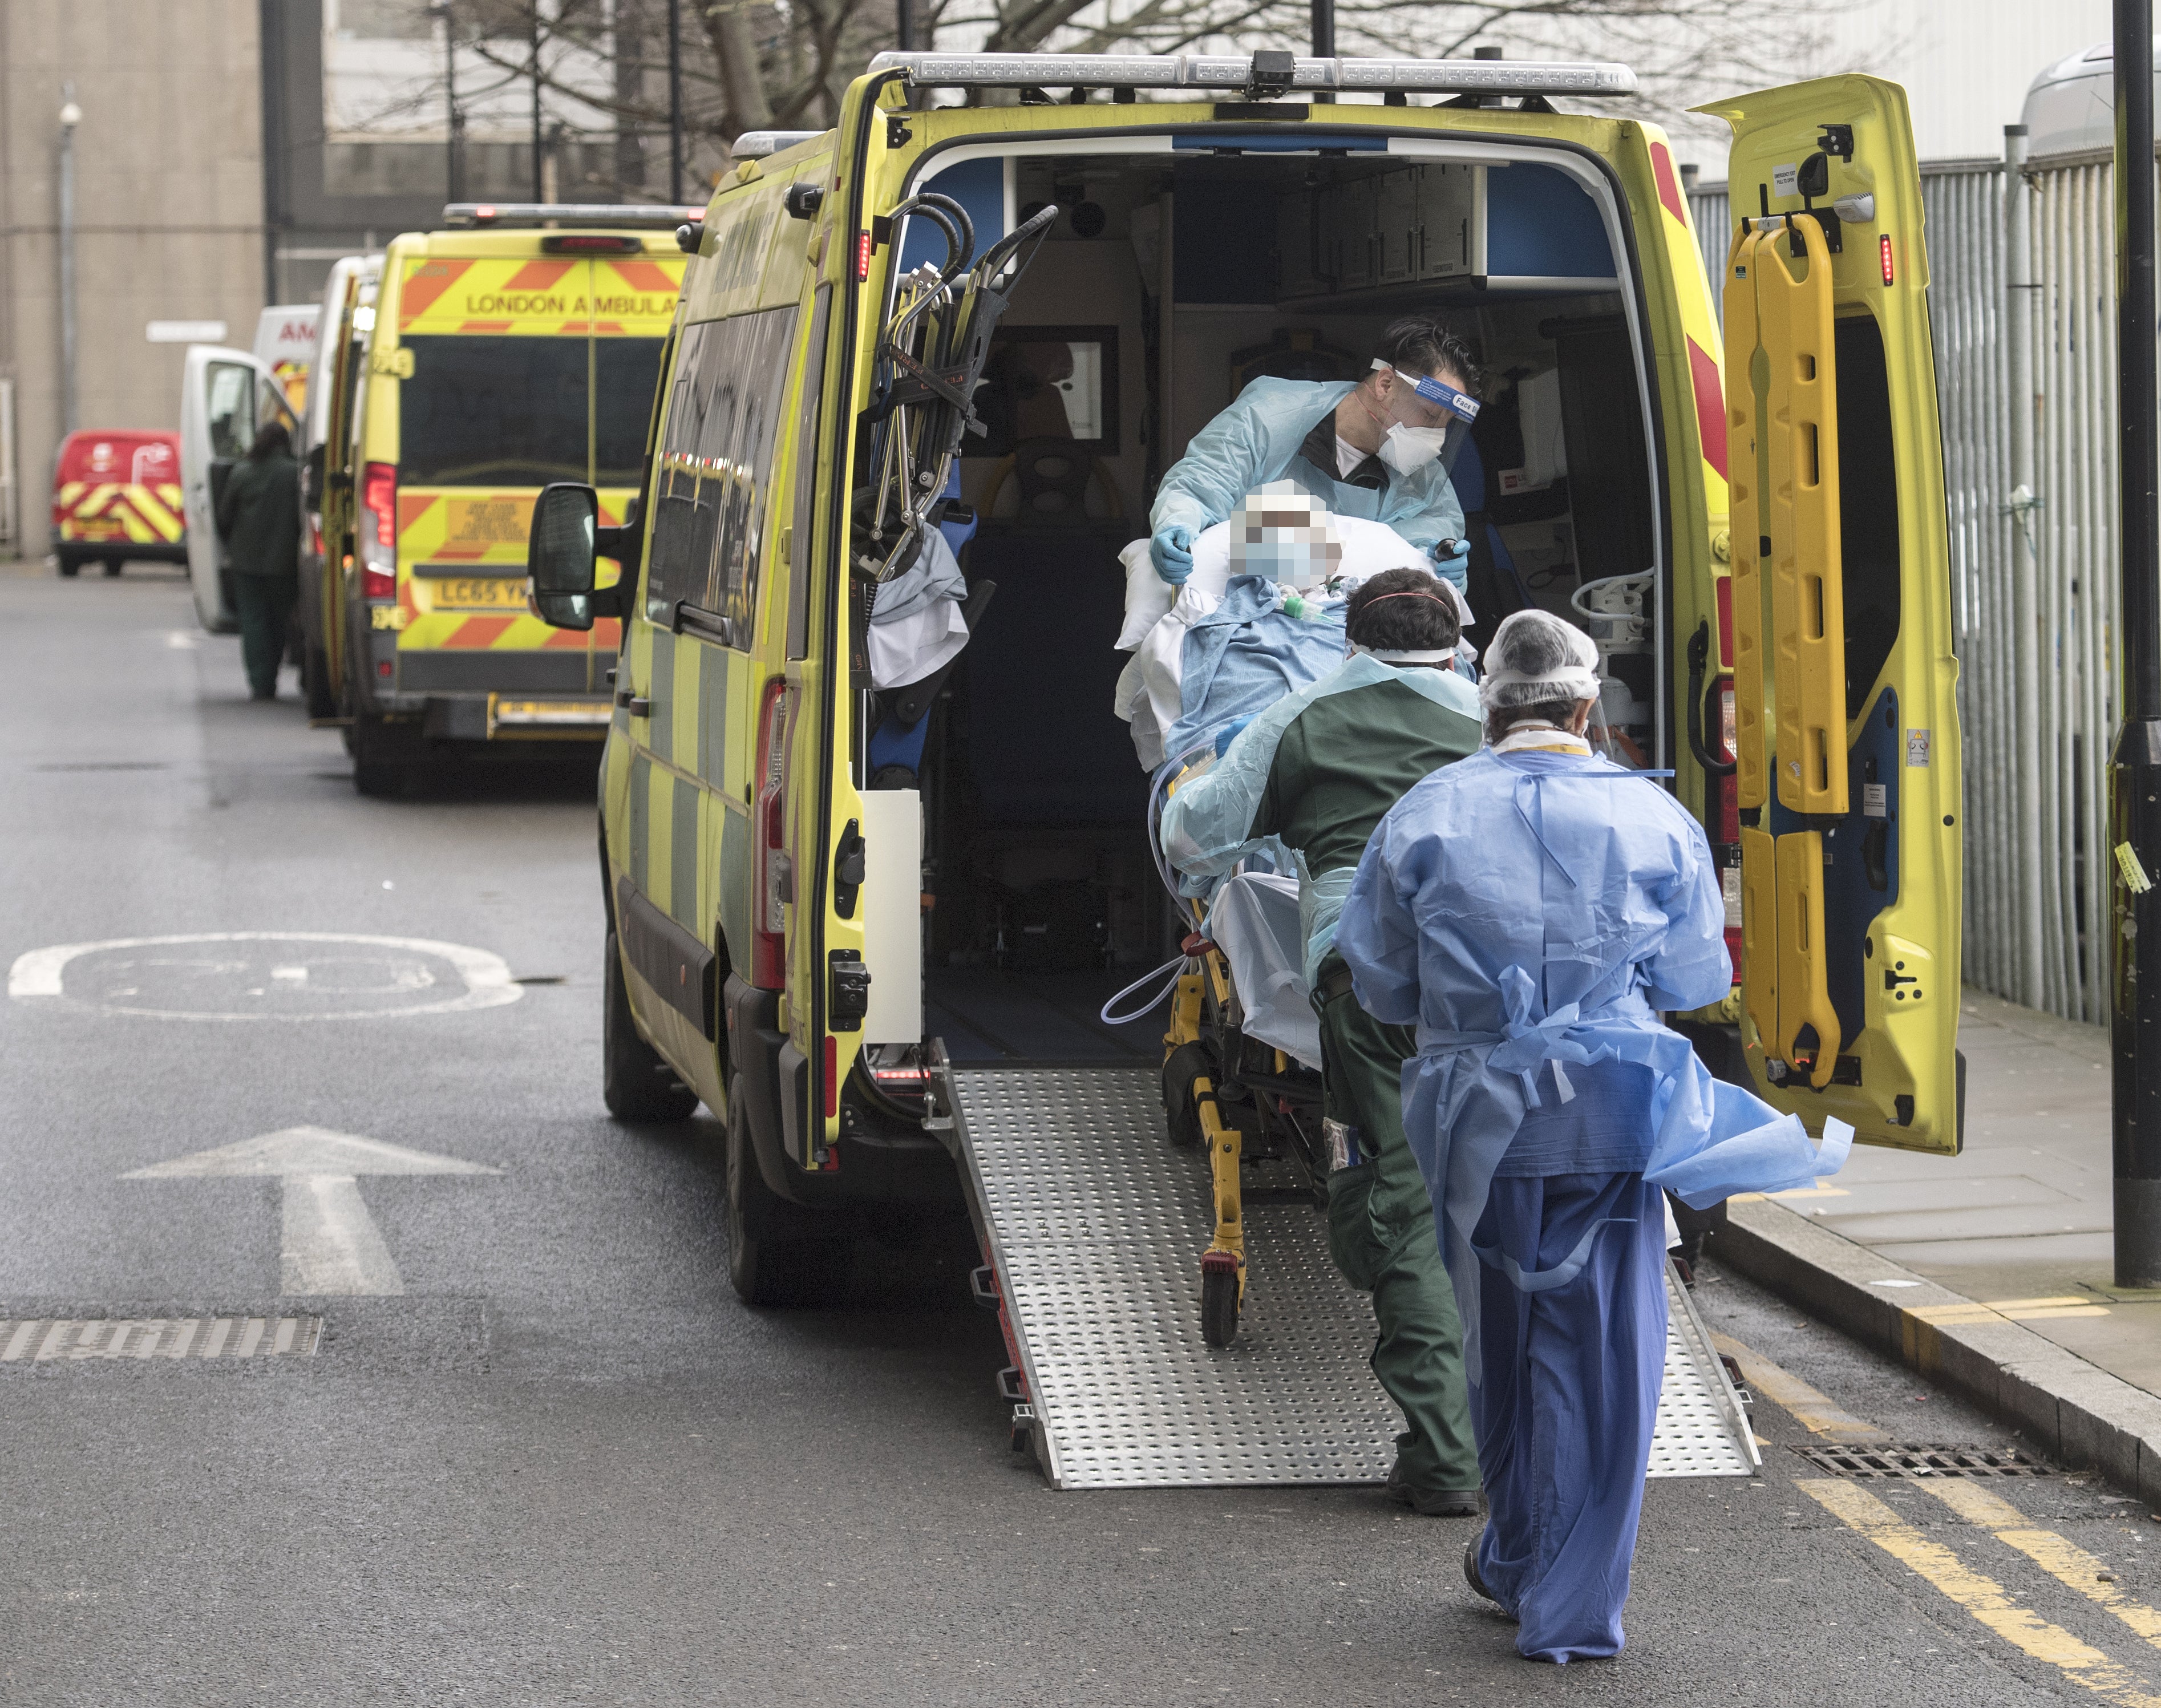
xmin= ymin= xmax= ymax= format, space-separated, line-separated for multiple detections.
xmin=432 ymin=3 xmax=463 ymax=201
xmin=58 ymin=87 xmax=80 ymax=437
xmin=2110 ymin=0 xmax=2161 ymax=1289
xmin=529 ymin=6 xmax=545 ymax=203
xmin=666 ymin=0 xmax=684 ymax=204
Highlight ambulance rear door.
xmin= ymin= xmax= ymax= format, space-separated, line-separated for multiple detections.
xmin=179 ymin=345 xmax=296 ymax=633
xmin=1698 ymin=74 xmax=1961 ymax=1153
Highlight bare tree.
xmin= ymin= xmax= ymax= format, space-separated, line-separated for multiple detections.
xmin=420 ymin=0 xmax=1869 ymax=195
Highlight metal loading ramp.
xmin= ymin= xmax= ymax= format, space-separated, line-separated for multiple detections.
xmin=942 ymin=1063 xmax=1759 ymax=1491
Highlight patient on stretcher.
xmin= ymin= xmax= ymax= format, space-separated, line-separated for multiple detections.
xmin=1112 ymin=484 xmax=1471 ymax=770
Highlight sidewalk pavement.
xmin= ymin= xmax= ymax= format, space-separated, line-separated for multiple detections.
xmin=1710 ymin=987 xmax=2161 ymax=1503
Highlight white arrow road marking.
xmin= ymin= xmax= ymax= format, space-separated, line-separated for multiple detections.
xmin=123 ymin=1126 xmax=501 ymax=1297
xmin=281 ymin=1175 xmax=402 ymax=1294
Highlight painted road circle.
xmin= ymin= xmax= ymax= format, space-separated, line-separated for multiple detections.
xmin=5 ymin=933 xmax=524 ymax=1022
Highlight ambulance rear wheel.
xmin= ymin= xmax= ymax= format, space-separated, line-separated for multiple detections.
xmin=350 ymin=717 xmax=416 ymax=798
xmin=725 ymin=1090 xmax=850 ymax=1307
xmin=54 ymin=549 xmax=83 ymax=578
xmin=102 ymin=558 xmax=124 ymax=577
xmin=302 ymin=644 xmax=337 ymax=720
xmin=603 ymin=928 xmax=699 ymax=1123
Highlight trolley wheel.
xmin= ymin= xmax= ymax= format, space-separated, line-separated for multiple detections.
xmin=1201 ymin=1258 xmax=1240 ymax=1349
xmin=1162 ymin=1040 xmax=1213 ymax=1150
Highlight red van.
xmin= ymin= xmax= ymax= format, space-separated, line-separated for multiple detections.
xmin=51 ymin=430 xmax=187 ymax=577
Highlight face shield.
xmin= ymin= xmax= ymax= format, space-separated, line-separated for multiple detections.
xmin=1370 ymin=359 xmax=1479 ymax=479
xmin=1228 ymin=483 xmax=1342 ymax=589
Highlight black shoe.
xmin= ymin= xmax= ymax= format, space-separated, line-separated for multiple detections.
xmin=1386 ymin=1456 xmax=1480 ymax=1517
xmin=1463 ymin=1541 xmax=1516 ymax=1621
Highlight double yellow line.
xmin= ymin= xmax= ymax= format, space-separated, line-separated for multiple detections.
xmin=1804 ymin=1480 xmax=2161 ymax=1707
xmin=1724 ymin=1330 xmax=2160 ymax=1705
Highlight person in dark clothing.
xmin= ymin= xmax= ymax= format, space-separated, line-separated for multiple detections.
xmin=215 ymin=420 xmax=302 ymax=700
xmin=1160 ymin=566 xmax=1486 ymax=1514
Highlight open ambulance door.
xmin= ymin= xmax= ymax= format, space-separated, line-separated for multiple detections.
xmin=1698 ymin=75 xmax=1962 ymax=1155
xmin=179 ymin=346 xmax=299 ymax=634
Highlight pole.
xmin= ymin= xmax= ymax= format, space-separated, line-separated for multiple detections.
xmin=2111 ymin=0 xmax=2161 ymax=1288
xmin=2006 ymin=123 xmax=2045 ymax=1012
xmin=1309 ymin=0 xmax=1333 ymax=57
xmin=436 ymin=3 xmax=462 ymax=201
xmin=896 ymin=0 xmax=916 ymax=52
xmin=666 ymin=0 xmax=685 ymax=204
xmin=57 ymin=86 xmax=79 ymax=438
xmin=530 ymin=6 xmax=545 ymax=203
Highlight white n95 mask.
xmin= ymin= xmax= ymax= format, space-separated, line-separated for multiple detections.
xmin=1379 ymin=422 xmax=1448 ymax=476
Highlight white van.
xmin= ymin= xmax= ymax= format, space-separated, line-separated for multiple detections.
xmin=177 ymin=345 xmax=301 ymax=633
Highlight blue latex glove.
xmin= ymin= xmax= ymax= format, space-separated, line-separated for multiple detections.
xmin=1433 ymin=539 xmax=1471 ymax=590
xmin=1151 ymin=524 xmax=1195 ymax=585
xmin=1213 ymin=715 xmax=1254 ymax=758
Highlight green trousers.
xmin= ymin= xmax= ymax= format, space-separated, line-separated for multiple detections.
xmin=1316 ymin=965 xmax=1480 ymax=1495
xmin=233 ymin=573 xmax=297 ymax=699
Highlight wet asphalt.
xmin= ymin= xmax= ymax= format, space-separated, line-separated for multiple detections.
xmin=3 ymin=568 xmax=2157 ymax=1706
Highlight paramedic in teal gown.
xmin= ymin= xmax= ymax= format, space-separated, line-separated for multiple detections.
xmin=1148 ymin=316 xmax=1480 ymax=593
xmin=1335 ymin=609 xmax=1853 ymax=1664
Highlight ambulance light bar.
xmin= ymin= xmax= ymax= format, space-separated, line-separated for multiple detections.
xmin=441 ymin=203 xmax=707 ymax=230
xmin=733 ymin=130 xmax=828 ymax=158
xmin=867 ymin=51 xmax=1637 ymax=98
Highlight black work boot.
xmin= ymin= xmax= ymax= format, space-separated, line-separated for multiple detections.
xmin=1385 ymin=1456 xmax=1480 ymax=1517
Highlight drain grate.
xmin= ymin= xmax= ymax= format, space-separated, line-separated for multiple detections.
xmin=1795 ymin=1443 xmax=2049 ymax=1479
xmin=0 ymin=1317 xmax=322 ymax=1361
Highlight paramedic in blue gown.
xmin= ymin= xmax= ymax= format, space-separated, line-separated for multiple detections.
xmin=1335 ymin=609 xmax=1854 ymax=1665
xmin=1148 ymin=317 xmax=1481 ymax=594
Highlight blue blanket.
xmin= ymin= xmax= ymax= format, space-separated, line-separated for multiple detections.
xmin=1162 ymin=575 xmax=1348 ymax=762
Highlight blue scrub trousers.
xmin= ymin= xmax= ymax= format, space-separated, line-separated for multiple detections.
xmin=1456 ymin=1171 xmax=1668 ymax=1664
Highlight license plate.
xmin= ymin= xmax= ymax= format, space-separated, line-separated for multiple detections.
xmin=490 ymin=698 xmax=609 ymax=736
xmin=428 ymin=577 xmax=525 ymax=611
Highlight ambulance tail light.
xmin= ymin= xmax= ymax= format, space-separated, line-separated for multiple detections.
xmin=359 ymin=462 xmax=398 ymax=601
xmin=751 ymin=678 xmax=794 ymax=990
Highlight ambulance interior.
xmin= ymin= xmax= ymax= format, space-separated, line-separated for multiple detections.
xmin=863 ymin=142 xmax=1664 ymax=1068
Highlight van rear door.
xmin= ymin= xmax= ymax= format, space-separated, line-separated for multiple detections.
xmin=1700 ymin=74 xmax=1961 ymax=1153
xmin=179 ymin=346 xmax=296 ymax=633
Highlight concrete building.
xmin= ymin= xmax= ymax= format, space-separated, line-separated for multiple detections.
xmin=0 ymin=1 xmax=266 ymax=559
xmin=0 ymin=0 xmax=636 ymax=563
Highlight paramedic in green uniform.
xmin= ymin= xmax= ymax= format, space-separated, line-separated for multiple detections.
xmin=1160 ymin=566 xmax=1485 ymax=1512
xmin=215 ymin=420 xmax=303 ymax=701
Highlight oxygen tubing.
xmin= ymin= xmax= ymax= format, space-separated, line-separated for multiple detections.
xmin=1099 ymin=954 xmax=1188 ymax=1026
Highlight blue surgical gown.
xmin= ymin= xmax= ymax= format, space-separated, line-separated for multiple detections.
xmin=1336 ymin=747 xmax=1852 ymax=1662
xmin=1150 ymin=378 xmax=1468 ymax=589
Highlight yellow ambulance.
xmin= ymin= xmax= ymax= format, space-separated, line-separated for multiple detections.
xmin=340 ymin=204 xmax=694 ymax=794
xmin=525 ymin=56 xmax=1961 ymax=1306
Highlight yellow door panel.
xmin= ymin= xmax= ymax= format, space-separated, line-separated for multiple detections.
xmin=1699 ymin=74 xmax=1962 ymax=1153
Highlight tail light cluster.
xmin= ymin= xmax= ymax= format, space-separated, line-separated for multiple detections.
xmin=359 ymin=462 xmax=397 ymax=601
xmin=752 ymin=678 xmax=795 ymax=990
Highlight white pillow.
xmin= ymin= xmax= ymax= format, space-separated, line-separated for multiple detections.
xmin=1115 ymin=525 xmax=1236 ymax=649
xmin=1113 ymin=511 xmax=1438 ymax=651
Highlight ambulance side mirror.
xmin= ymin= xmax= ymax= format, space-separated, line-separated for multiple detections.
xmin=528 ymin=482 xmax=601 ymax=630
